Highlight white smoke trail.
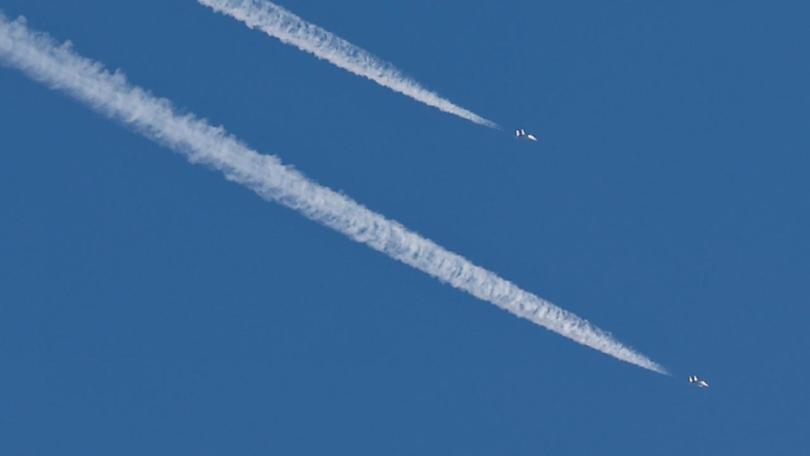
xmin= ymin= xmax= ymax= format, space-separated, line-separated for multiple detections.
xmin=198 ymin=0 xmax=497 ymax=129
xmin=0 ymin=14 xmax=666 ymax=374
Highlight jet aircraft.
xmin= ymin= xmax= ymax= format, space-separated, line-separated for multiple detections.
xmin=515 ymin=128 xmax=538 ymax=142
xmin=688 ymin=375 xmax=709 ymax=388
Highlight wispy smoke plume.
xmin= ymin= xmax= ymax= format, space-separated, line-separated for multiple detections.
xmin=198 ymin=0 xmax=497 ymax=128
xmin=0 ymin=14 xmax=666 ymax=374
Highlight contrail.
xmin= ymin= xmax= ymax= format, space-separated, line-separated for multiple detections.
xmin=197 ymin=0 xmax=498 ymax=129
xmin=0 ymin=14 xmax=666 ymax=374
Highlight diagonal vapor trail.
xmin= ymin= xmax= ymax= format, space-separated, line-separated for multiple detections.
xmin=198 ymin=0 xmax=498 ymax=129
xmin=0 ymin=14 xmax=666 ymax=374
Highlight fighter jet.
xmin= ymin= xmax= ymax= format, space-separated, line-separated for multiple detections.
xmin=514 ymin=128 xmax=538 ymax=142
xmin=688 ymin=375 xmax=709 ymax=388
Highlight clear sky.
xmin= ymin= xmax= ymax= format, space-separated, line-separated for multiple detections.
xmin=1 ymin=1 xmax=808 ymax=454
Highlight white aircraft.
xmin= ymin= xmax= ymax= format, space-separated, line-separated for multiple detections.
xmin=688 ymin=375 xmax=709 ymax=388
xmin=514 ymin=128 xmax=538 ymax=142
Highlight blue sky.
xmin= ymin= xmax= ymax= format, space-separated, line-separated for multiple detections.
xmin=1 ymin=0 xmax=808 ymax=454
